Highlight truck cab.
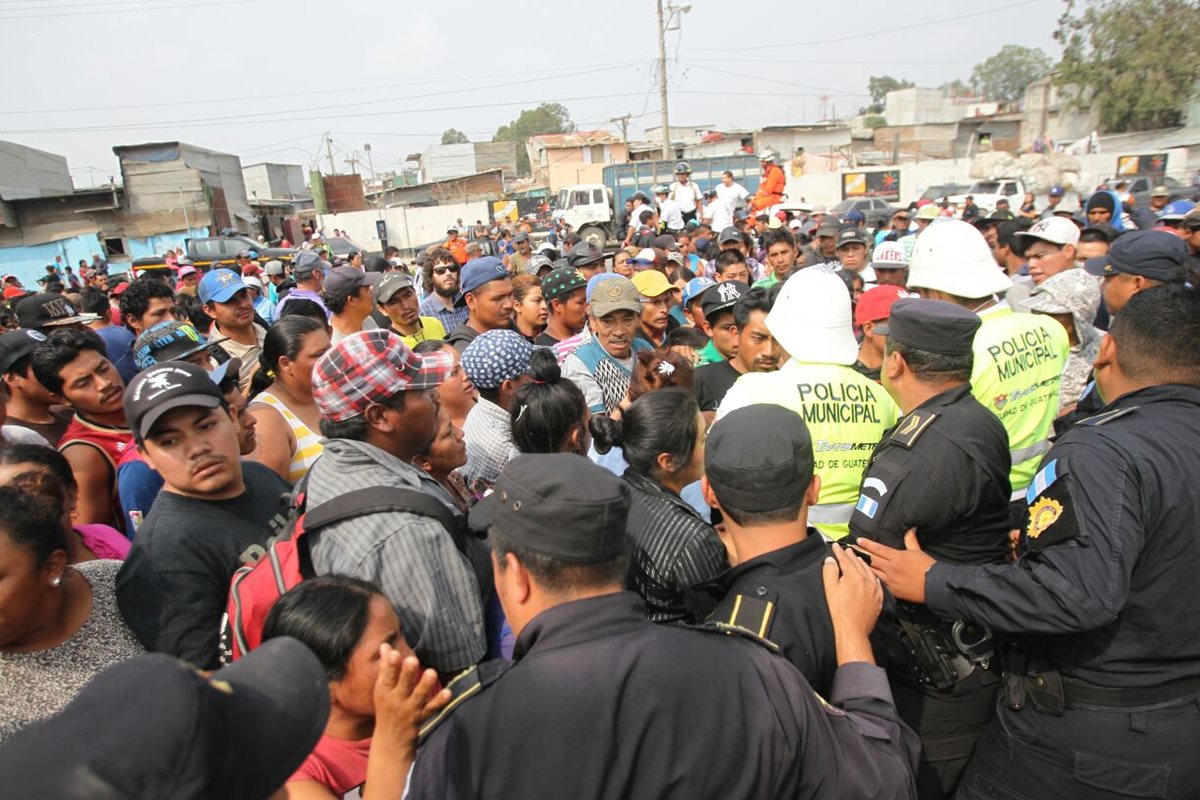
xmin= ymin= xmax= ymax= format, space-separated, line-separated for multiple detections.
xmin=951 ymin=179 xmax=1027 ymax=214
xmin=554 ymin=184 xmax=614 ymax=248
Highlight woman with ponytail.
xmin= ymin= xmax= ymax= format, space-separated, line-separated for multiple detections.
xmin=510 ymin=348 xmax=589 ymax=456
xmin=248 ymin=316 xmax=331 ymax=483
xmin=589 ymin=388 xmax=726 ymax=624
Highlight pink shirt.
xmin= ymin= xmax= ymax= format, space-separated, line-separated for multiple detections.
xmin=75 ymin=524 xmax=131 ymax=561
xmin=289 ymin=735 xmax=372 ymax=798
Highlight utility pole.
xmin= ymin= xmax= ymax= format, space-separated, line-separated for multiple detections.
xmin=656 ymin=0 xmax=671 ymax=161
xmin=344 ymin=154 xmax=360 ymax=174
xmin=325 ymin=132 xmax=336 ymax=175
xmin=610 ymin=113 xmax=633 ymax=143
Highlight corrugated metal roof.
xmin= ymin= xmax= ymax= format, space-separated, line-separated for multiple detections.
xmin=528 ymin=130 xmax=623 ymax=148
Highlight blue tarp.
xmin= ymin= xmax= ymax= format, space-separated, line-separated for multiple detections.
xmin=0 ymin=227 xmax=208 ymax=287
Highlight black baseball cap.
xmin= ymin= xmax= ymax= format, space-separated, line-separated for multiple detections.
xmin=0 ymin=637 xmax=329 ymax=800
xmin=652 ymin=234 xmax=678 ymax=251
xmin=567 ymin=241 xmax=605 ymax=268
xmin=874 ymin=298 xmax=980 ymax=356
xmin=815 ymin=221 xmax=841 ymax=237
xmin=699 ymin=280 xmax=750 ymax=321
xmin=1101 ymin=230 xmax=1188 ymax=282
xmin=322 ymin=266 xmax=381 ymax=300
xmin=706 ymin=405 xmax=814 ymax=513
xmin=541 ymin=267 xmax=588 ymax=303
xmin=124 ymin=361 xmax=226 ymax=440
xmin=469 ymin=454 xmax=629 ymax=562
xmin=835 ymin=227 xmax=868 ymax=248
xmin=15 ymin=292 xmax=99 ymax=329
xmin=132 ymin=320 xmax=224 ymax=371
xmin=0 ymin=328 xmax=47 ymax=374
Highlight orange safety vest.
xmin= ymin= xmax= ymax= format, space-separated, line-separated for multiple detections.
xmin=752 ymin=164 xmax=786 ymax=211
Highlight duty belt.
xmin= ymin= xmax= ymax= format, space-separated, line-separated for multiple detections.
xmin=1013 ymin=672 xmax=1200 ymax=714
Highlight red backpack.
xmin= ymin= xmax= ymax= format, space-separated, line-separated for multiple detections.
xmin=222 ymin=482 xmax=462 ymax=662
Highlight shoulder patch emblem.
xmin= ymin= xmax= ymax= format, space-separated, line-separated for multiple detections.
xmin=1027 ymin=496 xmax=1063 ymax=540
xmin=855 ymin=494 xmax=879 ymax=519
xmin=890 ymin=410 xmax=938 ymax=448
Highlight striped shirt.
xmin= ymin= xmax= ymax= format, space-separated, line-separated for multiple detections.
xmin=622 ymin=468 xmax=728 ymax=624
xmin=249 ymin=390 xmax=324 ymax=483
xmin=304 ymin=438 xmax=487 ymax=674
xmin=461 ymin=397 xmax=516 ymax=494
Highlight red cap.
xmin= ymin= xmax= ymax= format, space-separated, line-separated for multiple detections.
xmin=855 ymin=284 xmax=910 ymax=327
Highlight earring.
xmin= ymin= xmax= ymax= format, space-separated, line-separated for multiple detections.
xmin=51 ymin=575 xmax=62 ymax=587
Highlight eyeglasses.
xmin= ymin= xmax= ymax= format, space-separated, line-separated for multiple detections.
xmin=640 ymin=296 xmax=672 ymax=307
xmin=433 ymin=266 xmax=459 ymax=276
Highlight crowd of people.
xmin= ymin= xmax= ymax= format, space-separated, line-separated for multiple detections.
xmin=0 ymin=172 xmax=1199 ymax=800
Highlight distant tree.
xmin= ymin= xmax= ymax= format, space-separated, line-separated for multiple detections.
xmin=1055 ymin=0 xmax=1200 ymax=132
xmin=441 ymin=128 xmax=470 ymax=145
xmin=495 ymin=103 xmax=575 ymax=176
xmin=940 ymin=79 xmax=970 ymax=97
xmin=865 ymin=76 xmax=914 ymax=114
xmin=970 ymin=45 xmax=1052 ymax=103
xmin=864 ymin=115 xmax=888 ymax=129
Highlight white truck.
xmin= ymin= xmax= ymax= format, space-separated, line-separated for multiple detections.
xmin=948 ymin=178 xmax=1030 ymax=215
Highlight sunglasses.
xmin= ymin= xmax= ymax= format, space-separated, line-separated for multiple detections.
xmin=433 ymin=266 xmax=460 ymax=276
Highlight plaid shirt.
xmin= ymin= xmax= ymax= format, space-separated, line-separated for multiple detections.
xmin=461 ymin=396 xmax=517 ymax=493
xmin=420 ymin=293 xmax=469 ymax=333
xmin=305 ymin=438 xmax=487 ymax=673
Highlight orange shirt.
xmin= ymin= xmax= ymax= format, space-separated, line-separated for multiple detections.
xmin=752 ymin=164 xmax=786 ymax=210
xmin=445 ymin=237 xmax=469 ymax=264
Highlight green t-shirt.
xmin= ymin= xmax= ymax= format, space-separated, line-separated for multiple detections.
xmin=696 ymin=339 xmax=722 ymax=366
xmin=752 ymin=273 xmax=779 ymax=290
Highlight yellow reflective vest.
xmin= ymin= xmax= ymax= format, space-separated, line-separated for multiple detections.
xmin=719 ymin=361 xmax=899 ymax=540
xmin=970 ymin=303 xmax=1069 ymax=498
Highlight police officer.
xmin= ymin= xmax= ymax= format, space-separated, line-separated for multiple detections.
xmin=1060 ymin=230 xmax=1190 ymax=433
xmin=850 ymin=299 xmax=1011 ymax=799
xmin=689 ymin=404 xmax=847 ymax=697
xmin=862 ymin=284 xmax=1200 ymax=800
xmin=408 ymin=454 xmax=920 ymax=799
xmin=719 ymin=267 xmax=900 ymax=540
xmin=905 ymin=219 xmax=1068 ymax=517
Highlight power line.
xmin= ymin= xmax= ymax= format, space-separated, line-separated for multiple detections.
xmin=687 ymin=0 xmax=1043 ymax=52
xmin=0 ymin=0 xmax=260 ymax=19
xmin=0 ymin=60 xmax=649 ymax=116
xmin=686 ymin=65 xmax=869 ymax=96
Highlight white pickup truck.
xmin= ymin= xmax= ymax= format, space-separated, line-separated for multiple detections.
xmin=948 ymin=178 xmax=1030 ymax=214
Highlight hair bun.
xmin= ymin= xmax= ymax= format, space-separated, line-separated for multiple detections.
xmin=588 ymin=414 xmax=623 ymax=454
xmin=528 ymin=348 xmax=561 ymax=385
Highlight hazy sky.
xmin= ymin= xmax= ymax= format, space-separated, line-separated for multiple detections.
xmin=1 ymin=0 xmax=1062 ymax=187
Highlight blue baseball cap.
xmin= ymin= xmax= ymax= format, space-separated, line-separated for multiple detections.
xmin=132 ymin=320 xmax=223 ymax=371
xmin=199 ymin=268 xmax=249 ymax=305
xmin=682 ymin=277 xmax=716 ymax=307
xmin=460 ymin=256 xmax=509 ymax=294
xmin=460 ymin=329 xmax=534 ymax=390
xmin=843 ymin=209 xmax=866 ymax=224
xmin=1049 ymin=186 xmax=1065 ymax=197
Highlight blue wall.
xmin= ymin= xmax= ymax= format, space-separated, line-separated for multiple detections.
xmin=0 ymin=227 xmax=209 ymax=287
xmin=0 ymin=234 xmax=104 ymax=287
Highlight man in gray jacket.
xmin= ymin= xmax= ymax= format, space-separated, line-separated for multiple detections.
xmin=308 ymin=329 xmax=488 ymax=676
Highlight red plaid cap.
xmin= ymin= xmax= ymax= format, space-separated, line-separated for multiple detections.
xmin=312 ymin=329 xmax=453 ymax=422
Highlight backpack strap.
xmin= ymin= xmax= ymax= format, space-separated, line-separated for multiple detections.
xmin=301 ymin=486 xmax=463 ymax=539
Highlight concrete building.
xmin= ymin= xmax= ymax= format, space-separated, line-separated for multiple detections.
xmin=420 ymin=142 xmax=517 ymax=184
xmin=242 ymin=162 xmax=311 ymax=202
xmin=525 ymin=131 xmax=629 ymax=192
xmin=755 ymin=124 xmax=854 ymax=174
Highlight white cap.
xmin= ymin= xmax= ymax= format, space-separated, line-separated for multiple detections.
xmin=633 ymin=248 xmax=658 ymax=263
xmin=241 ymin=275 xmax=264 ymax=291
xmin=788 ymin=219 xmax=804 ymax=230
xmin=1016 ymin=216 xmax=1081 ymax=247
xmin=870 ymin=240 xmax=908 ymax=268
xmin=765 ymin=267 xmax=858 ymax=365
xmin=907 ymin=219 xmax=1013 ymax=299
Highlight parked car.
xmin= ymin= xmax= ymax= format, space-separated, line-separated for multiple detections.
xmin=829 ymin=197 xmax=900 ymax=228
xmin=916 ymin=183 xmax=971 ymax=205
xmin=1108 ymin=175 xmax=1188 ymax=208
xmin=130 ymin=235 xmax=295 ymax=274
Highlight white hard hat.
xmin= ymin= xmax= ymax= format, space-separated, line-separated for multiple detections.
xmin=907 ymin=219 xmax=1012 ymax=299
xmin=758 ymin=149 xmax=777 ymax=161
xmin=765 ymin=267 xmax=858 ymax=365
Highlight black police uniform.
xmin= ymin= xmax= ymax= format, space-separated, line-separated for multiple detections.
xmin=850 ymin=384 xmax=1011 ymax=800
xmin=849 ymin=298 xmax=1012 ymax=800
xmin=409 ymin=592 xmax=920 ymax=800
xmin=926 ymin=385 xmax=1200 ymax=800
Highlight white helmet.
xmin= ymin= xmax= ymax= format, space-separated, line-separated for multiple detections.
xmin=765 ymin=267 xmax=858 ymax=365
xmin=907 ymin=219 xmax=1012 ymax=299
xmin=758 ymin=149 xmax=777 ymax=162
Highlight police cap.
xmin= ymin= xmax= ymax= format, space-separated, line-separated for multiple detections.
xmin=706 ymin=405 xmax=814 ymax=513
xmin=876 ymin=297 xmax=980 ymax=356
xmin=1102 ymin=230 xmax=1188 ymax=283
xmin=469 ymin=454 xmax=630 ymax=562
